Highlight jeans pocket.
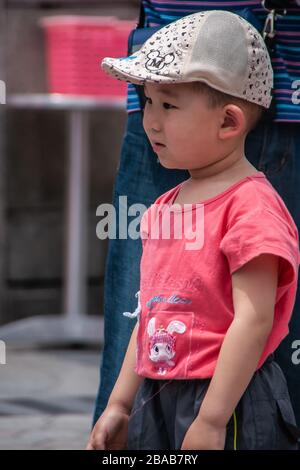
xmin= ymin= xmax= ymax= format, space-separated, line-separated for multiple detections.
xmin=276 ymin=398 xmax=300 ymax=449
xmin=253 ymin=398 xmax=300 ymax=449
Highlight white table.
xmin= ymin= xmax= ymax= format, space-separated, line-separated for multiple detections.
xmin=0 ymin=93 xmax=126 ymax=346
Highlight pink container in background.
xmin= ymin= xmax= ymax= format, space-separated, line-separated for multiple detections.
xmin=40 ymin=16 xmax=136 ymax=98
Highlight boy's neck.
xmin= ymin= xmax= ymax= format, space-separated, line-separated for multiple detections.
xmin=188 ymin=147 xmax=257 ymax=184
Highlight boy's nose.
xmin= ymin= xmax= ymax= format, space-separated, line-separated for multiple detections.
xmin=150 ymin=125 xmax=161 ymax=135
xmin=146 ymin=117 xmax=162 ymax=135
xmin=143 ymin=107 xmax=162 ymax=133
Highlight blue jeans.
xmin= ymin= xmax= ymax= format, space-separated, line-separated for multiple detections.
xmin=93 ymin=111 xmax=300 ymax=426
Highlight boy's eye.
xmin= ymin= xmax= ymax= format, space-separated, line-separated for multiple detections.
xmin=163 ymin=102 xmax=174 ymax=110
xmin=144 ymin=96 xmax=174 ymax=109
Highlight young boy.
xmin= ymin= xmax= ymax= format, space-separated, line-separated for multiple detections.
xmin=87 ymin=10 xmax=300 ymax=450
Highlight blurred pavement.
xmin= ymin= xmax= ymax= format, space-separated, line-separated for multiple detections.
xmin=0 ymin=347 xmax=102 ymax=450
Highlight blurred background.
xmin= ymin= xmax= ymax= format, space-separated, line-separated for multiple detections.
xmin=0 ymin=0 xmax=139 ymax=449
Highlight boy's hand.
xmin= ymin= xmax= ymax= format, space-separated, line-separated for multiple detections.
xmin=181 ymin=416 xmax=226 ymax=450
xmin=86 ymin=405 xmax=129 ymax=450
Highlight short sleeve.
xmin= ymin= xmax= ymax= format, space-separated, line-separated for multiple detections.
xmin=140 ymin=205 xmax=157 ymax=248
xmin=140 ymin=202 xmax=162 ymax=248
xmin=140 ymin=206 xmax=151 ymax=248
xmin=220 ymin=208 xmax=300 ymax=288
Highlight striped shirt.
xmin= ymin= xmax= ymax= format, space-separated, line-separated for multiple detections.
xmin=126 ymin=0 xmax=300 ymax=122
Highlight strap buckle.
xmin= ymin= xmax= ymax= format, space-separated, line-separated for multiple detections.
xmin=262 ymin=0 xmax=287 ymax=41
xmin=262 ymin=9 xmax=276 ymax=41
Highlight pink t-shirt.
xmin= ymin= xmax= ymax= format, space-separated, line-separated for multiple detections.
xmin=135 ymin=172 xmax=300 ymax=379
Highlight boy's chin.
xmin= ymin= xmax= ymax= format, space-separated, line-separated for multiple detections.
xmin=158 ymin=158 xmax=185 ymax=170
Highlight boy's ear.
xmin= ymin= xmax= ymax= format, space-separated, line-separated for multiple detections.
xmin=218 ymin=104 xmax=247 ymax=139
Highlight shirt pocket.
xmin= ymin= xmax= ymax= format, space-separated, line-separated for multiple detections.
xmin=143 ymin=310 xmax=195 ymax=378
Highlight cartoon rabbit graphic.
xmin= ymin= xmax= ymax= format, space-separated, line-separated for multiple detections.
xmin=147 ymin=317 xmax=186 ymax=376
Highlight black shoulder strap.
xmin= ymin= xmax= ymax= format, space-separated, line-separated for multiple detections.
xmin=137 ymin=1 xmax=146 ymax=29
xmin=262 ymin=0 xmax=291 ymax=12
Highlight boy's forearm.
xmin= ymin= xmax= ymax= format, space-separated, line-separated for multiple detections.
xmin=107 ymin=322 xmax=143 ymax=414
xmin=197 ymin=315 xmax=273 ymax=428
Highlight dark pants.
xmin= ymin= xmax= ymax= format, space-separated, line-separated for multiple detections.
xmin=93 ymin=111 xmax=300 ymax=428
xmin=127 ymin=356 xmax=299 ymax=450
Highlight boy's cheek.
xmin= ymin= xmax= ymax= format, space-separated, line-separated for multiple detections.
xmin=142 ymin=115 xmax=150 ymax=134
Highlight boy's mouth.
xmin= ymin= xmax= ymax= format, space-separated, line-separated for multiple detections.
xmin=152 ymin=142 xmax=166 ymax=151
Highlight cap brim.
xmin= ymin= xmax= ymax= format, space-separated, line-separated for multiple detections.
xmin=101 ymin=57 xmax=146 ymax=85
xmin=101 ymin=54 xmax=178 ymax=86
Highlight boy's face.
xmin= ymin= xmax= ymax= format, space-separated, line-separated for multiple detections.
xmin=142 ymin=82 xmax=222 ymax=171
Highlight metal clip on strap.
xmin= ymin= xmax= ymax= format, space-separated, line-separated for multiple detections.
xmin=261 ymin=1 xmax=287 ymax=51
xmin=263 ymin=9 xmax=276 ymax=41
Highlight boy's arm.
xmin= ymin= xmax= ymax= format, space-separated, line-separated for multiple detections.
xmin=107 ymin=321 xmax=143 ymax=414
xmin=87 ymin=322 xmax=143 ymax=450
xmin=182 ymin=253 xmax=279 ymax=449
